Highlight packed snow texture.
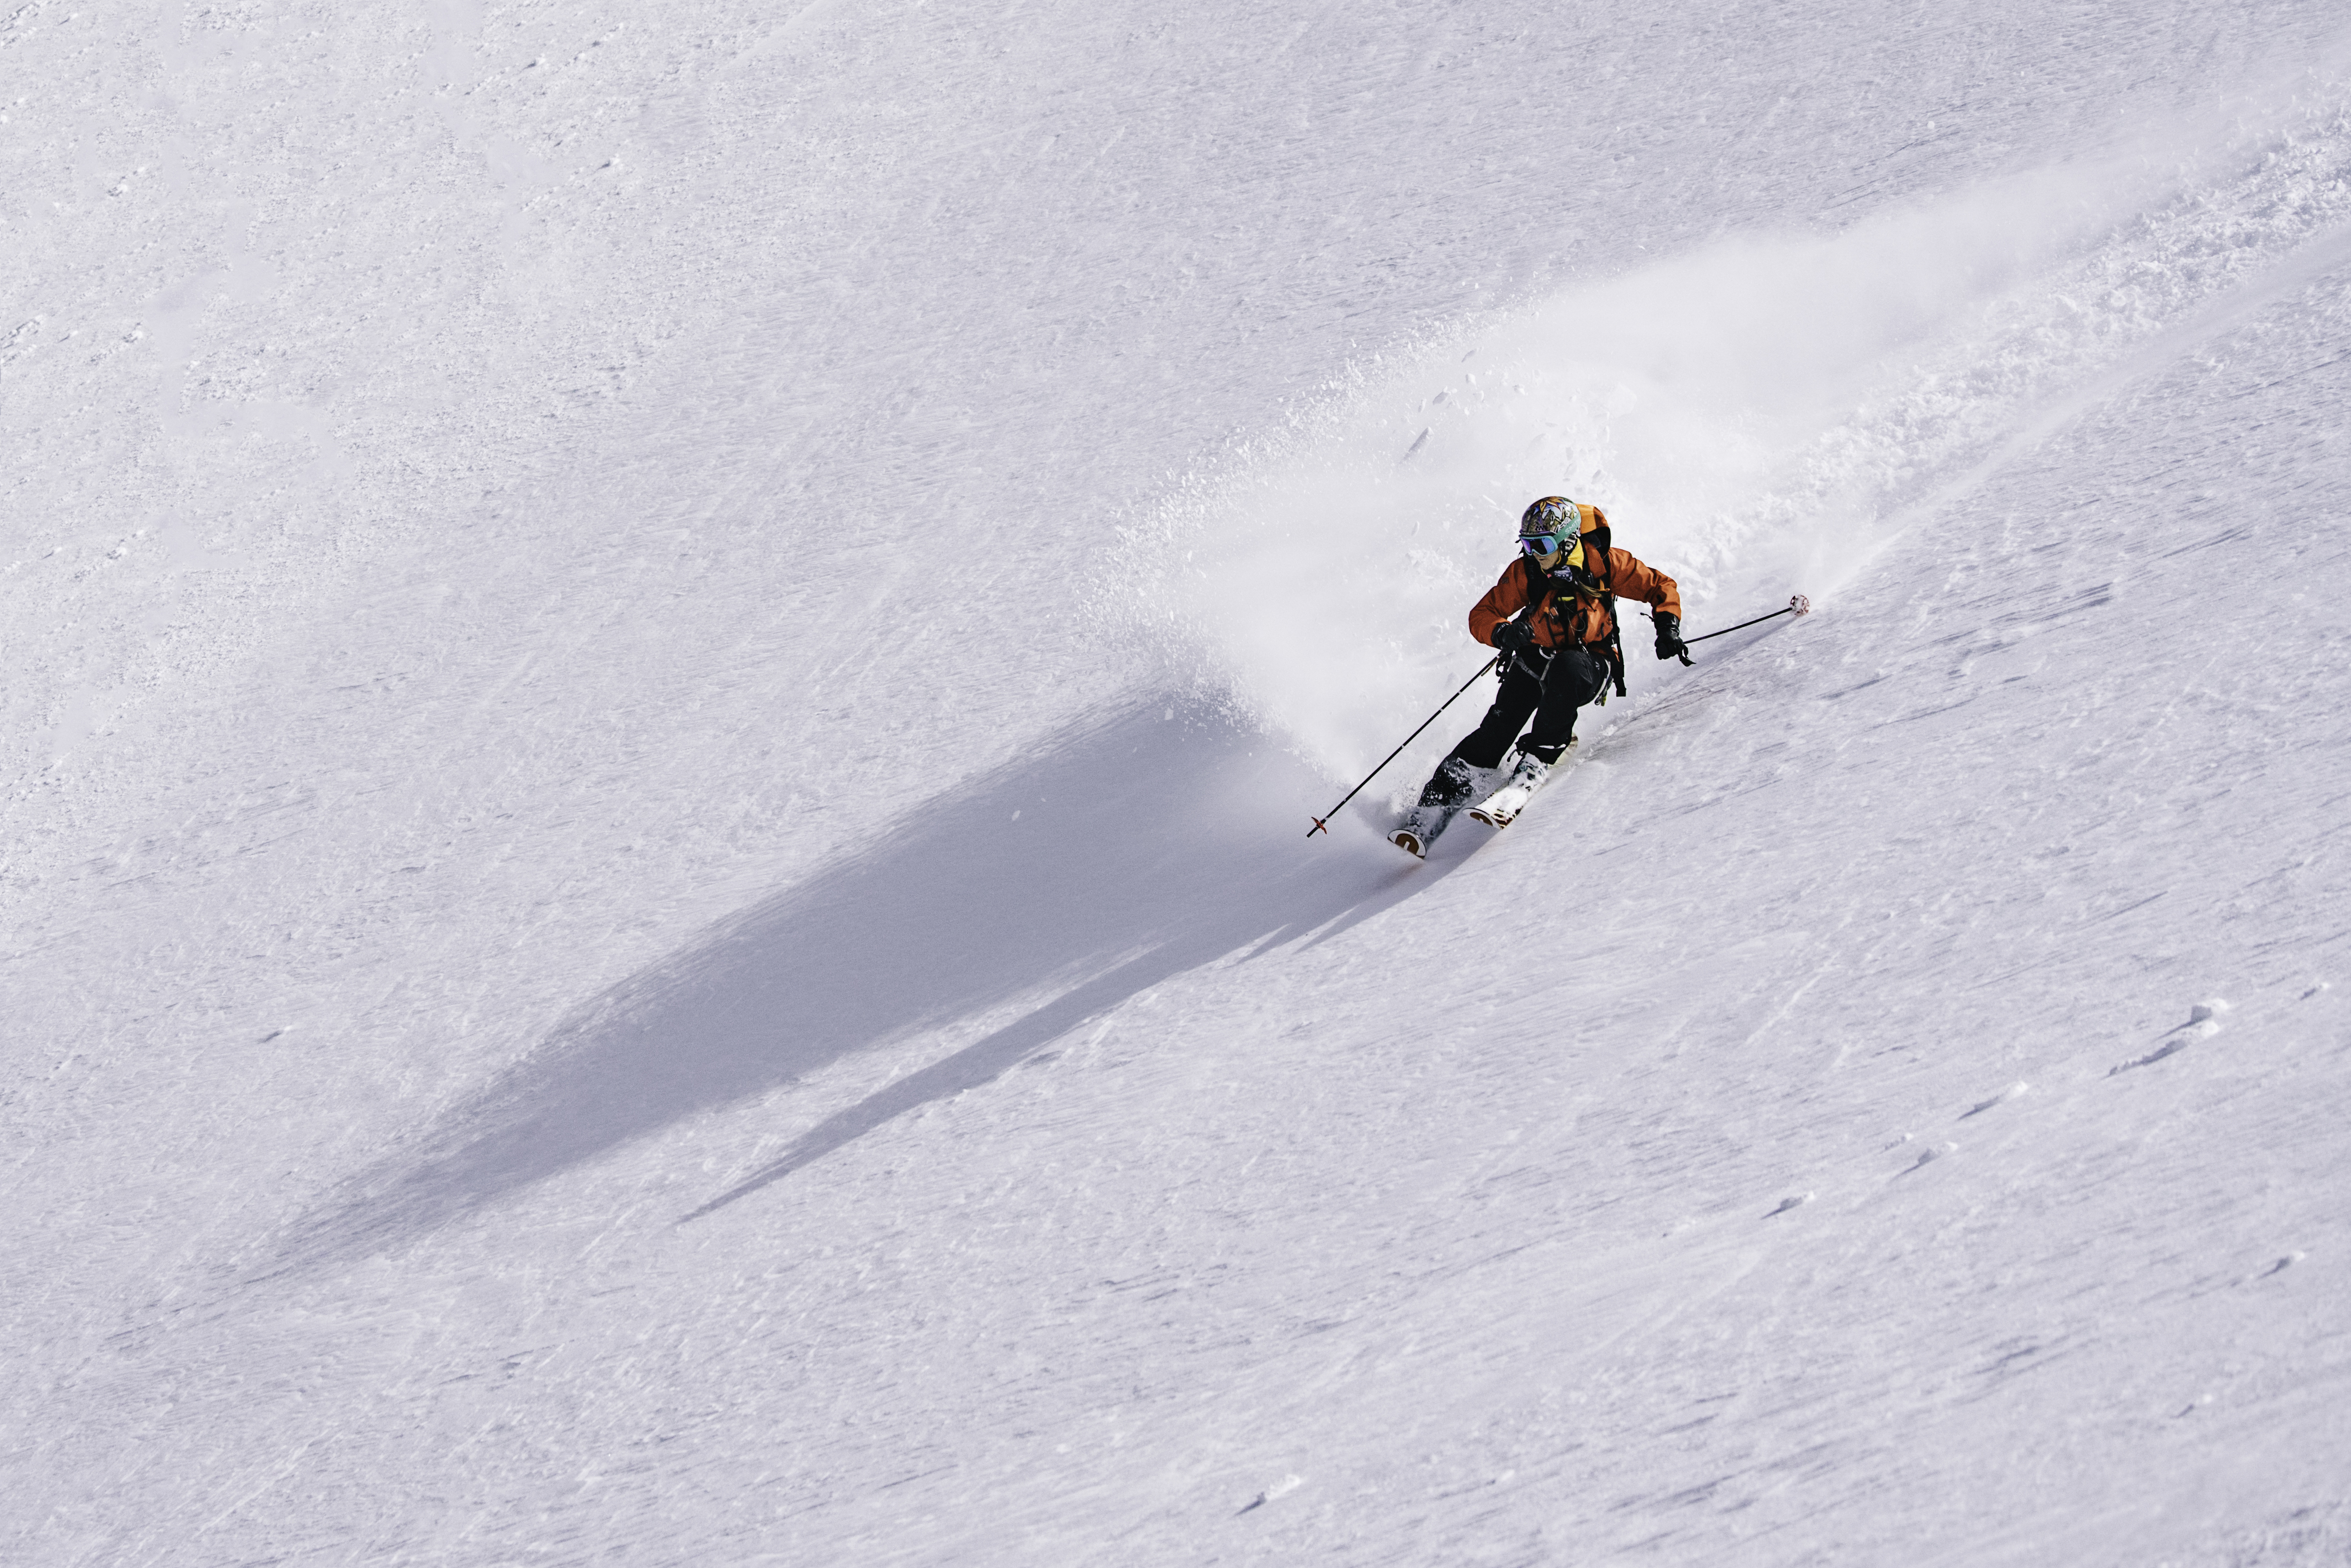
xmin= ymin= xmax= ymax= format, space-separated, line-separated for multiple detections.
xmin=7 ymin=2 xmax=2351 ymax=1564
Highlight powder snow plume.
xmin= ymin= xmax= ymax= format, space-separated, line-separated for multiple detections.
xmin=1113 ymin=107 xmax=2351 ymax=796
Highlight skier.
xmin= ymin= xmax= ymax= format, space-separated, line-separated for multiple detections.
xmin=1392 ymin=497 xmax=1685 ymax=857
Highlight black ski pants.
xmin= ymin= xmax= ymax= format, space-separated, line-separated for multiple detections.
xmin=1447 ymin=645 xmax=1607 ymax=771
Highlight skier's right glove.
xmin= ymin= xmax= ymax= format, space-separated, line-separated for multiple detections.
xmin=1492 ymin=620 xmax=1533 ymax=661
xmin=1654 ymin=613 xmax=1691 ymax=665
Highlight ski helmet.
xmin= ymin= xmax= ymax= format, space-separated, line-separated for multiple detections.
xmin=1517 ymin=496 xmax=1586 ymax=569
xmin=1519 ymin=496 xmax=1577 ymax=539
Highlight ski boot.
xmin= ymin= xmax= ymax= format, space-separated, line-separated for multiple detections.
xmin=1390 ymin=757 xmax=1481 ymax=859
xmin=1468 ymin=739 xmax=1571 ymax=828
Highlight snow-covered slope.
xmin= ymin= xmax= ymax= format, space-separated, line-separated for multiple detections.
xmin=8 ymin=2 xmax=2351 ymax=1563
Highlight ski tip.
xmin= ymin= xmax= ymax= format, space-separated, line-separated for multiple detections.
xmin=1389 ymin=830 xmax=1427 ymax=859
xmin=1466 ymin=807 xmax=1506 ymax=828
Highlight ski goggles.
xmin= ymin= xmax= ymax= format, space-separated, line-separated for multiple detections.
xmin=1519 ymin=532 xmax=1584 ymax=562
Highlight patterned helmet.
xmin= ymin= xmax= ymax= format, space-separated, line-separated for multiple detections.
xmin=1519 ymin=496 xmax=1578 ymax=538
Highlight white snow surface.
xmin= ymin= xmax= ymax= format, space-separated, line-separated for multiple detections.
xmin=9 ymin=2 xmax=2351 ymax=1562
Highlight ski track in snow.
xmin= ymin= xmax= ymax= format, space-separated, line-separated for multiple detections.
xmin=8 ymin=2 xmax=2351 ymax=1565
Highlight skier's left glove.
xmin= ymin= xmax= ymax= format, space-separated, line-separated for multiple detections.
xmin=1654 ymin=613 xmax=1691 ymax=665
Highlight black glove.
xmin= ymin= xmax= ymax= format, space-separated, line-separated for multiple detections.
xmin=1492 ymin=619 xmax=1533 ymax=661
xmin=1654 ymin=613 xmax=1690 ymax=664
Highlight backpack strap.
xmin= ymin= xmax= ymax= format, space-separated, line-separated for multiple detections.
xmin=1586 ymin=545 xmax=1628 ymax=700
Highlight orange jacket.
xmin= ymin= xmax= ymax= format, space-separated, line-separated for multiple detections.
xmin=1469 ymin=541 xmax=1682 ymax=651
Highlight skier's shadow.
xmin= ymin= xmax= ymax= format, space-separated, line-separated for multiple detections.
xmin=283 ymin=702 xmax=1445 ymax=1266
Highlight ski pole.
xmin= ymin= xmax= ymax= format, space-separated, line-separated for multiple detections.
xmin=1682 ymin=594 xmax=1811 ymax=647
xmin=1308 ymin=655 xmax=1499 ymax=838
